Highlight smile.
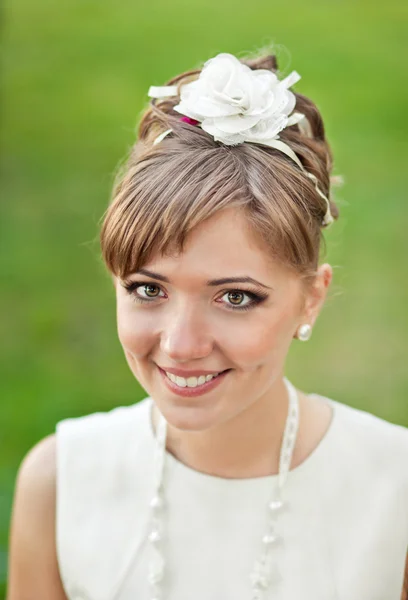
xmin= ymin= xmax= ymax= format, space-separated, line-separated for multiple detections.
xmin=157 ymin=366 xmax=231 ymax=398
xmin=164 ymin=371 xmax=222 ymax=388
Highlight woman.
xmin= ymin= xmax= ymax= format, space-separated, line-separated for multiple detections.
xmin=7 ymin=49 xmax=408 ymax=600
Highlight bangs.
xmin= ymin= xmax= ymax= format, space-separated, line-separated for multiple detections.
xmin=100 ymin=145 xmax=248 ymax=279
xmin=100 ymin=135 xmax=324 ymax=287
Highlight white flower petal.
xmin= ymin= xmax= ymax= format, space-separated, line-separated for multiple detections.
xmin=281 ymin=89 xmax=297 ymax=116
xmin=179 ymin=95 xmax=239 ymax=119
xmin=202 ymin=54 xmax=244 ymax=90
xmin=223 ymin=75 xmax=252 ymax=107
xmin=209 ymin=114 xmax=261 ymax=134
xmin=212 ymin=86 xmax=249 ymax=109
xmin=173 ymin=103 xmax=202 ymax=121
xmin=169 ymin=53 xmax=302 ymax=145
xmin=252 ymin=69 xmax=279 ymax=87
xmin=248 ymin=114 xmax=288 ymax=140
xmin=201 ymin=121 xmax=246 ymax=145
xmin=264 ymin=86 xmax=292 ymax=118
xmin=253 ymin=90 xmax=277 ymax=116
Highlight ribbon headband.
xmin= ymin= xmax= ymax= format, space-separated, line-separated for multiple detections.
xmin=147 ymin=53 xmax=334 ymax=227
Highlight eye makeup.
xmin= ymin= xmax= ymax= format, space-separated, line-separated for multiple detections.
xmin=121 ymin=280 xmax=269 ymax=312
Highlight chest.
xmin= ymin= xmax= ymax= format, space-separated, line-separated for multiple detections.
xmin=113 ymin=476 xmax=406 ymax=600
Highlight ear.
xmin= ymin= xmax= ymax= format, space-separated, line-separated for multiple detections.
xmin=298 ymin=263 xmax=333 ymax=328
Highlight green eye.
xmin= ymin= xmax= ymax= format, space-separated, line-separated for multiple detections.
xmin=123 ymin=280 xmax=268 ymax=312
xmin=227 ymin=291 xmax=245 ymax=305
xmin=144 ymin=284 xmax=160 ymax=297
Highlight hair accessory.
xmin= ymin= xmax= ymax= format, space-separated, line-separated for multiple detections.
xmin=180 ymin=116 xmax=200 ymax=125
xmin=148 ymin=52 xmax=334 ymax=227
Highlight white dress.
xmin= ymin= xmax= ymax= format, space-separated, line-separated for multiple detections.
xmin=55 ymin=384 xmax=408 ymax=600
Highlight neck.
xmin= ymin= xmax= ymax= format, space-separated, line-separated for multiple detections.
xmin=151 ymin=378 xmax=305 ymax=479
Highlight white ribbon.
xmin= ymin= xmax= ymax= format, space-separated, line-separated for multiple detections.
xmin=148 ymin=85 xmax=334 ymax=227
xmin=148 ymin=85 xmax=178 ymax=98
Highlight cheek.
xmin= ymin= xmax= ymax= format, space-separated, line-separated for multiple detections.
xmin=116 ymin=302 xmax=157 ymax=358
xmin=226 ymin=310 xmax=296 ymax=368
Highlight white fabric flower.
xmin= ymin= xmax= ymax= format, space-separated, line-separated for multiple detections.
xmin=172 ymin=52 xmax=305 ymax=146
xmin=147 ymin=54 xmax=334 ymax=227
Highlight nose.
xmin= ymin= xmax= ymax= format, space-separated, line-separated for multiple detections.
xmin=160 ymin=305 xmax=213 ymax=362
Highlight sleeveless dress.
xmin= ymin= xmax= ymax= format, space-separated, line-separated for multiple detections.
xmin=55 ymin=384 xmax=408 ymax=600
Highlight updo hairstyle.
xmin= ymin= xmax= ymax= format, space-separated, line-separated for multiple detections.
xmin=99 ymin=49 xmax=340 ymax=305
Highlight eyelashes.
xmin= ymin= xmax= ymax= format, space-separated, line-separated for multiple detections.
xmin=121 ymin=280 xmax=268 ymax=312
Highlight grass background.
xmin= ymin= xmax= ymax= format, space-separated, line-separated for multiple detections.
xmin=1 ymin=0 xmax=407 ymax=596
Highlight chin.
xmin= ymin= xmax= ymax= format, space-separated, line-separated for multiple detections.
xmin=156 ymin=396 xmax=226 ymax=433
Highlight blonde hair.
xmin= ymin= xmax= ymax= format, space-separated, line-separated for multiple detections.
xmin=99 ymin=49 xmax=340 ymax=295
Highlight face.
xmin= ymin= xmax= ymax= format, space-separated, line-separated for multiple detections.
xmin=114 ymin=207 xmax=331 ymax=431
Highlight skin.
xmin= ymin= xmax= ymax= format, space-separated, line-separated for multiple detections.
xmin=7 ymin=434 xmax=67 ymax=600
xmin=7 ymin=205 xmax=408 ymax=598
xmin=115 ymin=206 xmax=334 ymax=478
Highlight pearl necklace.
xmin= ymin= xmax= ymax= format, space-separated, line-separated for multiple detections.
xmin=147 ymin=376 xmax=300 ymax=600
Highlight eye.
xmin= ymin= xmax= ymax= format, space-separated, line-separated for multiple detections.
xmin=217 ymin=289 xmax=267 ymax=312
xmin=122 ymin=280 xmax=268 ymax=311
xmin=137 ymin=283 xmax=164 ymax=299
xmin=122 ymin=281 xmax=166 ymax=303
xmin=222 ymin=290 xmax=251 ymax=308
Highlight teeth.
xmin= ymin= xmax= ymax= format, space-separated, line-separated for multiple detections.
xmin=165 ymin=371 xmax=221 ymax=388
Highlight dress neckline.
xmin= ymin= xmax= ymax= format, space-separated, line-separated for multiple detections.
xmin=144 ymin=388 xmax=341 ymax=490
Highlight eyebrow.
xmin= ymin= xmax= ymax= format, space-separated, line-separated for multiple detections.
xmin=134 ymin=268 xmax=273 ymax=290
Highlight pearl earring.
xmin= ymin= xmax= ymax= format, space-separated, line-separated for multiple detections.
xmin=297 ymin=323 xmax=312 ymax=341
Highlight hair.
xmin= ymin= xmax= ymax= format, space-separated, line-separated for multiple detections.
xmin=99 ymin=47 xmax=340 ymax=306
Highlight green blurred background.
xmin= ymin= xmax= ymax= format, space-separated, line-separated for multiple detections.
xmin=1 ymin=0 xmax=407 ymax=596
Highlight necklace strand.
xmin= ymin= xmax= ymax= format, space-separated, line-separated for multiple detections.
xmin=147 ymin=377 xmax=300 ymax=599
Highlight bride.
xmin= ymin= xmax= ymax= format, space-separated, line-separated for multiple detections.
xmin=7 ymin=49 xmax=408 ymax=600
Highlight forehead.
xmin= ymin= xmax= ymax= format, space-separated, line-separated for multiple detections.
xmin=143 ymin=207 xmax=293 ymax=287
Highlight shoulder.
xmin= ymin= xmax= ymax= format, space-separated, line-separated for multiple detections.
xmin=55 ymin=396 xmax=152 ymax=459
xmin=331 ymin=397 xmax=408 ymax=445
xmin=56 ymin=396 xmax=151 ymax=439
xmin=7 ymin=434 xmax=67 ymax=599
xmin=325 ymin=396 xmax=408 ymax=479
xmin=55 ymin=396 xmax=153 ymax=503
xmin=55 ymin=396 xmax=153 ymax=486
xmin=15 ymin=433 xmax=57 ymax=509
xmin=11 ymin=434 xmax=57 ymax=534
xmin=54 ymin=398 xmax=155 ymax=598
